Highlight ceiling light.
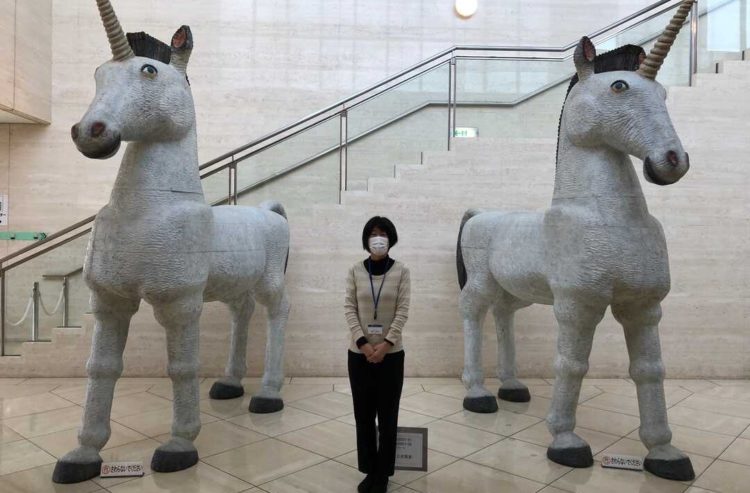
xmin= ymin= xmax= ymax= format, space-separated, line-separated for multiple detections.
xmin=455 ymin=0 xmax=478 ymax=18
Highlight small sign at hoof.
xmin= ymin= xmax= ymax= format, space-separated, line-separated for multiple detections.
xmin=601 ymin=454 xmax=643 ymax=471
xmin=249 ymin=396 xmax=284 ymax=414
xmin=462 ymin=395 xmax=498 ymax=413
xmin=52 ymin=459 xmax=102 ymax=484
xmin=644 ymin=456 xmax=695 ymax=481
xmin=100 ymin=461 xmax=145 ymax=478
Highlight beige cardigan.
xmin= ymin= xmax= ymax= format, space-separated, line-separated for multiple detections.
xmin=345 ymin=260 xmax=410 ymax=353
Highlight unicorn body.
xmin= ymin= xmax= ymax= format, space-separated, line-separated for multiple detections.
xmin=53 ymin=1 xmax=289 ymax=483
xmin=457 ymin=2 xmax=696 ymax=481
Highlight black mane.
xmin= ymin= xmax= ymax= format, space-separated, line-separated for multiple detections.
xmin=126 ymin=32 xmax=172 ymax=64
xmin=555 ymin=44 xmax=645 ymax=166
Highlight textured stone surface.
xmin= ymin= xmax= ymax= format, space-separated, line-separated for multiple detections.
xmin=458 ymin=32 xmax=694 ymax=480
xmin=53 ymin=2 xmax=290 ymax=483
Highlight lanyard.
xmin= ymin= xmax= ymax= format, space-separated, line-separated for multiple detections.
xmin=367 ymin=259 xmax=387 ymax=320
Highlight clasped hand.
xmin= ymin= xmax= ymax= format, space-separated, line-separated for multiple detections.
xmin=361 ymin=342 xmax=389 ymax=363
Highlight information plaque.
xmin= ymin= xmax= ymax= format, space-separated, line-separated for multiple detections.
xmin=395 ymin=427 xmax=428 ymax=471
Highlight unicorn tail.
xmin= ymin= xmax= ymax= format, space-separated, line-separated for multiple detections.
xmin=457 ymin=208 xmax=483 ymax=290
xmin=260 ymin=200 xmax=289 ymax=273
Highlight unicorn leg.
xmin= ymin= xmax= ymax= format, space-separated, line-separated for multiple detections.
xmin=547 ymin=296 xmax=605 ymax=468
xmin=460 ymin=275 xmax=498 ymax=413
xmin=249 ymin=285 xmax=289 ymax=414
xmin=613 ymin=301 xmax=694 ymax=481
xmin=493 ymin=302 xmax=530 ymax=402
xmin=53 ymin=292 xmax=139 ymax=484
xmin=210 ymin=297 xmax=255 ymax=400
xmin=150 ymin=294 xmax=203 ymax=473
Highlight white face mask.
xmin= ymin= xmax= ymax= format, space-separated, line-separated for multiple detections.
xmin=368 ymin=236 xmax=389 ymax=256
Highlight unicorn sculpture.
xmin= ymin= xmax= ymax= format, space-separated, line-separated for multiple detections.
xmin=456 ymin=0 xmax=695 ymax=481
xmin=53 ymin=0 xmax=290 ymax=483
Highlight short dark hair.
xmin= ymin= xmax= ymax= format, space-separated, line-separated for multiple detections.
xmin=362 ymin=216 xmax=398 ymax=252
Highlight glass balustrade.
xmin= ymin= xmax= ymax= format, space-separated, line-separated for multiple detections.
xmin=346 ymin=62 xmax=450 ymax=190
xmin=234 ymin=116 xmax=341 ymax=217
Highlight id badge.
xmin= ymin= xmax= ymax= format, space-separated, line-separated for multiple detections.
xmin=367 ymin=324 xmax=383 ymax=335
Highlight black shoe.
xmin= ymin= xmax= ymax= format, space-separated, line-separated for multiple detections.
xmin=369 ymin=475 xmax=389 ymax=493
xmin=357 ymin=474 xmax=376 ymax=493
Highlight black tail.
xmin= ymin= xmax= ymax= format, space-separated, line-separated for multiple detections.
xmin=260 ymin=200 xmax=287 ymax=220
xmin=260 ymin=200 xmax=289 ymax=274
xmin=457 ymin=209 xmax=482 ymax=290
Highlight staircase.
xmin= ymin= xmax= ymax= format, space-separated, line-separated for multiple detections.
xmin=1 ymin=51 xmax=748 ymax=378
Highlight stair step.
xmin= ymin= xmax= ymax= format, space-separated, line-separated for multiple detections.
xmin=693 ymin=71 xmax=750 ymax=88
xmin=717 ymin=58 xmax=750 ymax=75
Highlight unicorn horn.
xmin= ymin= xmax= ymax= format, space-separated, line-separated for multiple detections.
xmin=95 ymin=0 xmax=134 ymax=61
xmin=637 ymin=0 xmax=695 ymax=79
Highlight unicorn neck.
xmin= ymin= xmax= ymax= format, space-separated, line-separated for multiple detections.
xmin=552 ymin=133 xmax=649 ymax=220
xmin=109 ymin=124 xmax=204 ymax=209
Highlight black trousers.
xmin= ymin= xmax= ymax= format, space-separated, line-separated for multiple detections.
xmin=348 ymin=349 xmax=405 ymax=477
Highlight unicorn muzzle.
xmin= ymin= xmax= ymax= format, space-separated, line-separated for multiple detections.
xmin=71 ymin=120 xmax=122 ymax=160
xmin=643 ymin=150 xmax=690 ymax=186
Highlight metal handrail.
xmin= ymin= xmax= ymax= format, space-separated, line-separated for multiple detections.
xmin=198 ymin=0 xmax=679 ymax=173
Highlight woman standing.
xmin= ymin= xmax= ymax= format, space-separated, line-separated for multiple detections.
xmin=345 ymin=216 xmax=410 ymax=493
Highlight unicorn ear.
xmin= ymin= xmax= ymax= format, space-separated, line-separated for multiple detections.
xmin=170 ymin=25 xmax=193 ymax=75
xmin=574 ymin=36 xmax=596 ymax=81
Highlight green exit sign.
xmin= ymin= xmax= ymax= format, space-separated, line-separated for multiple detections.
xmin=0 ymin=232 xmax=47 ymax=241
xmin=453 ymin=127 xmax=478 ymax=138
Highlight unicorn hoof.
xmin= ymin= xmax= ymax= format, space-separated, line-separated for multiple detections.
xmin=151 ymin=448 xmax=199 ymax=473
xmin=249 ymin=396 xmax=284 ymax=413
xmin=463 ymin=395 xmax=498 ymax=413
xmin=52 ymin=458 xmax=102 ymax=484
xmin=644 ymin=456 xmax=695 ymax=481
xmin=547 ymin=445 xmax=593 ymax=468
xmin=209 ymin=381 xmax=244 ymax=400
xmin=497 ymin=387 xmax=531 ymax=402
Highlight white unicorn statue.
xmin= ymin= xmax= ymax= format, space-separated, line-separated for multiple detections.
xmin=53 ymin=0 xmax=290 ymax=483
xmin=456 ymin=0 xmax=695 ymax=481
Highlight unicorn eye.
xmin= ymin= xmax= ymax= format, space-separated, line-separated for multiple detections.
xmin=611 ymin=80 xmax=629 ymax=92
xmin=141 ymin=64 xmax=158 ymax=77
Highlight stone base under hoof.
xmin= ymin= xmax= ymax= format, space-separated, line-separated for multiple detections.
xmin=209 ymin=381 xmax=244 ymax=400
xmin=547 ymin=445 xmax=594 ymax=468
xmin=52 ymin=459 xmax=102 ymax=484
xmin=249 ymin=396 xmax=284 ymax=414
xmin=497 ymin=387 xmax=531 ymax=402
xmin=151 ymin=449 xmax=199 ymax=473
xmin=463 ymin=395 xmax=498 ymax=413
xmin=644 ymin=456 xmax=695 ymax=481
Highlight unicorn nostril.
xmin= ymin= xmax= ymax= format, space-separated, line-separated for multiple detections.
xmin=666 ymin=150 xmax=679 ymax=166
xmin=71 ymin=124 xmax=79 ymax=141
xmin=90 ymin=121 xmax=106 ymax=138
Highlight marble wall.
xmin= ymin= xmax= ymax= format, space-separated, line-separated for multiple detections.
xmin=0 ymin=0 xmax=52 ymax=123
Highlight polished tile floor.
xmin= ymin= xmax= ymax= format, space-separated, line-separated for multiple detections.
xmin=0 ymin=377 xmax=747 ymax=492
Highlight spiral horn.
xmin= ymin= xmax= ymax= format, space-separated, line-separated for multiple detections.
xmin=95 ymin=0 xmax=134 ymax=61
xmin=637 ymin=0 xmax=695 ymax=80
